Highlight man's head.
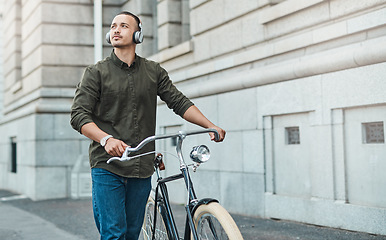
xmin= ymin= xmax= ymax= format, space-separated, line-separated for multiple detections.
xmin=107 ymin=11 xmax=143 ymax=47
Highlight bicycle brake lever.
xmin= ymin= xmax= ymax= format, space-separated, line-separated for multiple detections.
xmin=107 ymin=157 xmax=130 ymax=164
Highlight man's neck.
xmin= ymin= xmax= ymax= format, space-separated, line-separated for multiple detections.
xmin=114 ymin=47 xmax=136 ymax=66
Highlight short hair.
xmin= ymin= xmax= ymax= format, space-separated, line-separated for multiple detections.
xmin=116 ymin=11 xmax=141 ymax=30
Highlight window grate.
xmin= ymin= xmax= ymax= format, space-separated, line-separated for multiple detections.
xmin=285 ymin=127 xmax=300 ymax=145
xmin=363 ymin=122 xmax=384 ymax=144
xmin=11 ymin=137 xmax=17 ymax=173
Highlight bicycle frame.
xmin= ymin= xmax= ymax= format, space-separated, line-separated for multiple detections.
xmin=151 ymin=129 xmax=219 ymax=240
xmin=108 ymin=129 xmax=220 ymax=240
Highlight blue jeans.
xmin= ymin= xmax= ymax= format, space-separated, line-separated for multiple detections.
xmin=91 ymin=168 xmax=151 ymax=240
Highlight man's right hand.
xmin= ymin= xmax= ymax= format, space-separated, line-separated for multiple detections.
xmin=104 ymin=138 xmax=129 ymax=157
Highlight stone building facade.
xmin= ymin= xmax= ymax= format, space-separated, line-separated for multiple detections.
xmin=0 ymin=0 xmax=385 ymax=235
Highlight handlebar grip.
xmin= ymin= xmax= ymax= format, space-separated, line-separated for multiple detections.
xmin=209 ymin=129 xmax=220 ymax=141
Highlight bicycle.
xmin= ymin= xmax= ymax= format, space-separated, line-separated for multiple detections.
xmin=107 ymin=129 xmax=243 ymax=240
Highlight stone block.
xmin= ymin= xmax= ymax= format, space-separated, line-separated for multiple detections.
xmin=42 ymin=45 xmax=94 ymax=66
xmin=321 ymin=62 xmax=386 ymax=110
xmin=158 ymin=23 xmax=182 ymax=51
xmin=181 ymin=0 xmax=190 ymax=24
xmin=215 ymin=131 xmax=243 ymax=172
xmin=257 ymin=75 xmax=321 ymax=117
xmin=190 ymin=0 xmax=224 ymax=36
xmin=265 ymin=1 xmax=329 ymax=39
xmin=347 ymin=8 xmax=386 ymax=34
xmin=192 ymin=33 xmax=212 ymax=62
xmin=241 ymin=11 xmax=265 ymax=47
xmin=139 ymin=15 xmax=154 ymax=38
xmin=309 ymin=125 xmax=334 ymax=199
xmin=22 ymin=26 xmax=42 ymax=59
xmin=34 ymin=166 xmax=68 ymax=200
xmin=157 ymin=0 xmax=182 ymax=26
xmin=190 ymin=0 xmax=210 ymax=9
xmin=138 ymin=0 xmax=155 ymax=15
xmin=17 ymin=140 xmax=36 ymax=166
xmin=259 ymin=0 xmax=324 ymax=24
xmin=190 ymin=95 xmax=218 ymax=127
xmin=2 ymin=38 xmax=21 ymax=60
xmin=223 ymin=0 xmax=259 ymax=22
xmin=190 ymin=170 xmax=221 ymax=201
xmin=102 ymin=6 xmax=122 ymax=26
xmin=329 ymin=0 xmax=386 ymax=19
xmin=42 ymin=66 xmax=85 ymax=87
xmin=22 ymin=0 xmax=40 ymax=20
xmin=22 ymin=47 xmax=42 ymax=79
xmin=0 ymin=144 xmax=9 ymax=164
xmin=35 ymin=139 xmax=81 ymax=166
xmin=241 ymin=173 xmax=265 ymax=216
xmin=16 ymin=114 xmax=36 ymax=141
xmin=41 ymin=2 xmax=93 ymax=25
xmin=53 ymin=114 xmax=81 ymax=139
xmin=21 ymin=4 xmax=42 ymax=41
xmin=3 ymin=19 xmax=21 ymax=44
xmin=41 ymin=24 xmax=94 ymax=45
xmin=273 ymin=31 xmax=313 ymax=55
xmin=242 ymin=129 xmax=263 ymax=174
xmin=208 ymin=20 xmax=243 ymax=58
xmin=219 ymin=171 xmax=265 ymax=215
xmin=218 ymin=88 xmax=258 ymax=131
xmin=234 ymin=43 xmax=273 ymax=67
xmin=35 ymin=114 xmax=54 ymax=140
xmin=312 ymin=21 xmax=347 ymax=44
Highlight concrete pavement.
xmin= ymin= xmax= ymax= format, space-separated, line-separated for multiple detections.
xmin=1 ymin=190 xmax=385 ymax=240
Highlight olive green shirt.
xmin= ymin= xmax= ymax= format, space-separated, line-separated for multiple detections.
xmin=70 ymin=51 xmax=193 ymax=178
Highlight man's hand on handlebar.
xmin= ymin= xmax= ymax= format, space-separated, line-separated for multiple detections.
xmin=104 ymin=138 xmax=129 ymax=157
xmin=209 ymin=125 xmax=226 ymax=142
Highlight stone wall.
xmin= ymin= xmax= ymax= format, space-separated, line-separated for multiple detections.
xmin=154 ymin=0 xmax=386 ymax=235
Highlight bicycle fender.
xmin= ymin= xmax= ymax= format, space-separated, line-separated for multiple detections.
xmin=191 ymin=198 xmax=219 ymax=216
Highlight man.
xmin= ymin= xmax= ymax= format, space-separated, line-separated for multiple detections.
xmin=70 ymin=11 xmax=225 ymax=239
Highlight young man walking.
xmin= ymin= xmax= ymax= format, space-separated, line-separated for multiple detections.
xmin=70 ymin=11 xmax=225 ymax=239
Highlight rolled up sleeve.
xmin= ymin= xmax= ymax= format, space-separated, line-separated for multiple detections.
xmin=157 ymin=64 xmax=194 ymax=117
xmin=70 ymin=67 xmax=100 ymax=134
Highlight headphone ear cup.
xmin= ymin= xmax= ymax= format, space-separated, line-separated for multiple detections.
xmin=106 ymin=31 xmax=111 ymax=44
xmin=133 ymin=31 xmax=143 ymax=44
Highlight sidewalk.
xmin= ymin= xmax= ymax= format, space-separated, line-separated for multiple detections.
xmin=1 ymin=190 xmax=385 ymax=240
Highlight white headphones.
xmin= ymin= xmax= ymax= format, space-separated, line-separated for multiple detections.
xmin=106 ymin=19 xmax=143 ymax=44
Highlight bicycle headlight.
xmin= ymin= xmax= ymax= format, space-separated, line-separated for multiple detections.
xmin=190 ymin=145 xmax=210 ymax=163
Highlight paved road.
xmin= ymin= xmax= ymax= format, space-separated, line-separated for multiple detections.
xmin=1 ymin=190 xmax=385 ymax=240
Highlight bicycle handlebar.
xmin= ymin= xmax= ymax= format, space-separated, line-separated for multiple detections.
xmin=107 ymin=128 xmax=219 ymax=164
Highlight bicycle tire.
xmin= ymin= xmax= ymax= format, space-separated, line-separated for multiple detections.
xmin=193 ymin=202 xmax=243 ymax=240
xmin=142 ymin=197 xmax=169 ymax=240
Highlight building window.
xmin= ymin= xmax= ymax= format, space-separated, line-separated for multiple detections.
xmin=285 ymin=127 xmax=300 ymax=145
xmin=362 ymin=122 xmax=384 ymax=144
xmin=10 ymin=137 xmax=17 ymax=173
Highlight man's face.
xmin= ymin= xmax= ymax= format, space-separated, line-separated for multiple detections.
xmin=110 ymin=14 xmax=138 ymax=48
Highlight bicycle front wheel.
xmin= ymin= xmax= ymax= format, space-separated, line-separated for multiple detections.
xmin=193 ymin=202 xmax=243 ymax=240
xmin=142 ymin=197 xmax=169 ymax=240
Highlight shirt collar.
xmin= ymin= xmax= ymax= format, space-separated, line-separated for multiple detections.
xmin=110 ymin=50 xmax=137 ymax=69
